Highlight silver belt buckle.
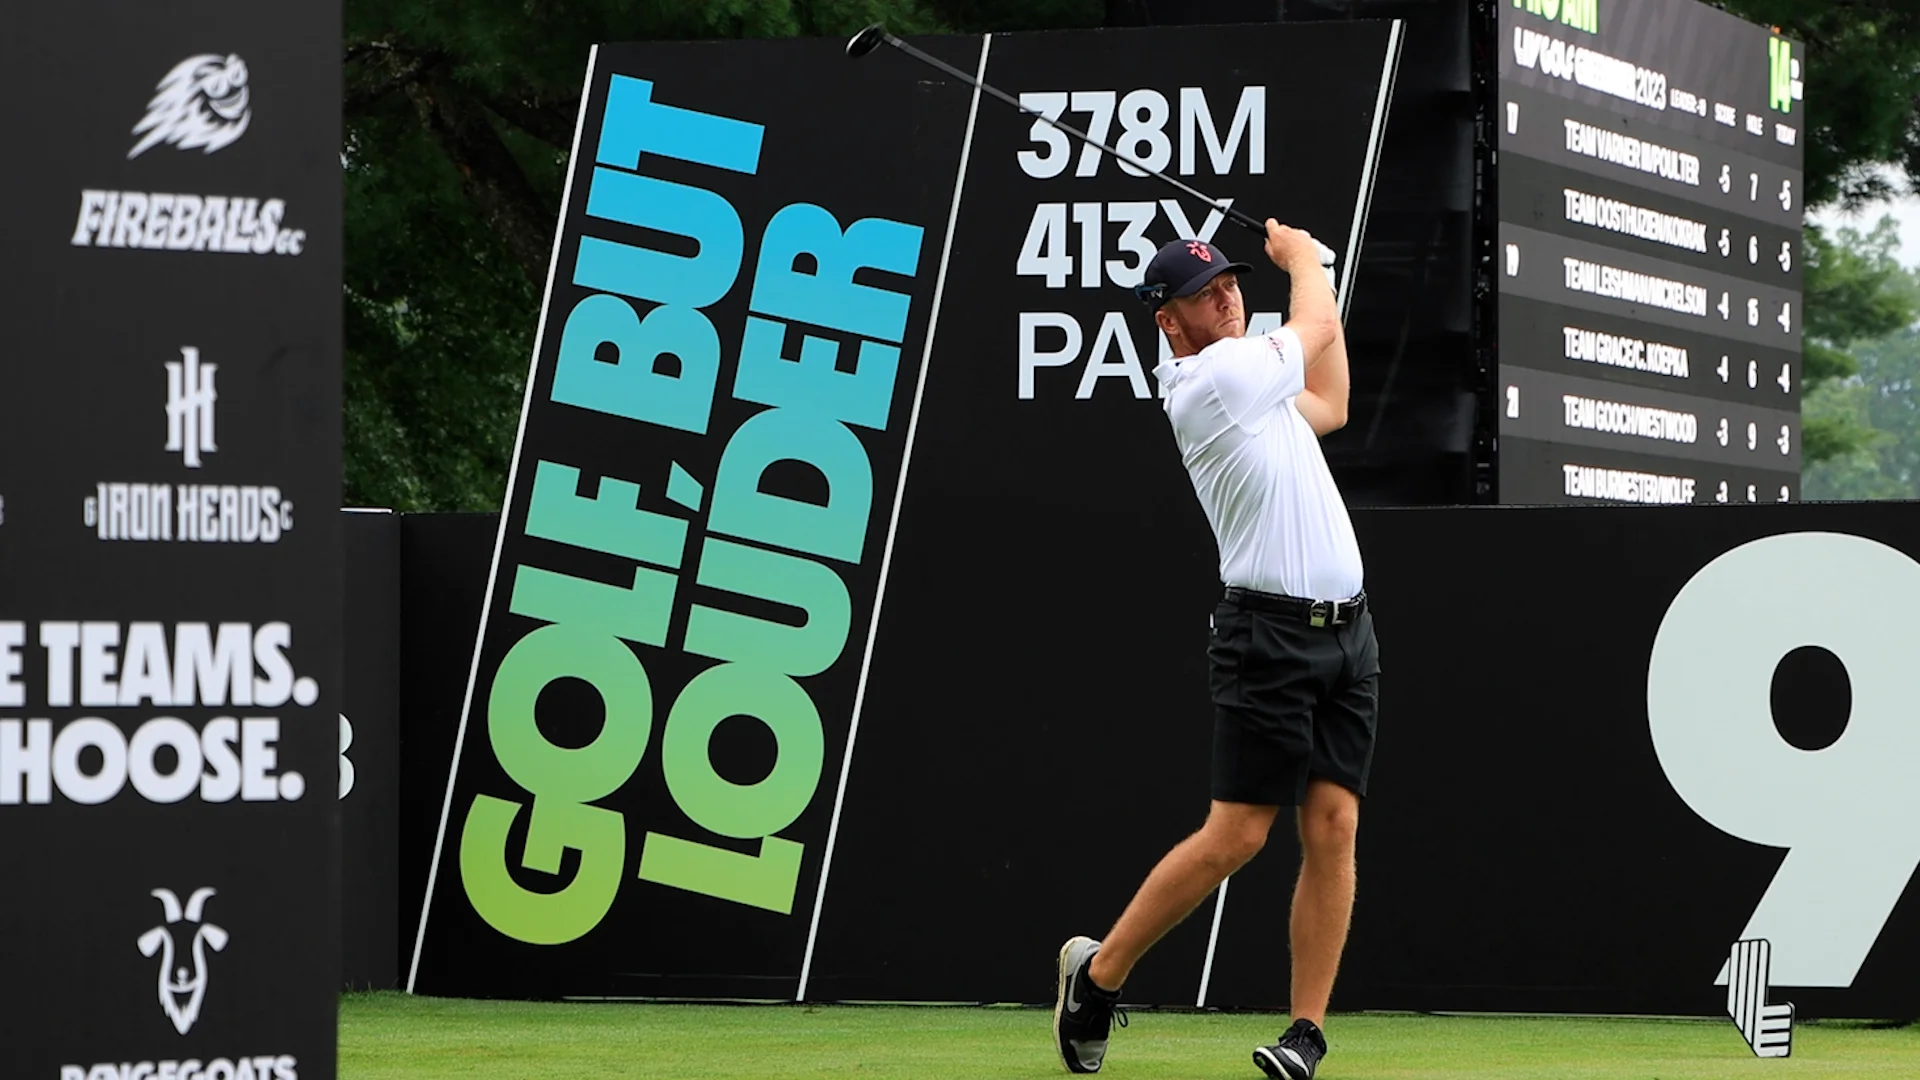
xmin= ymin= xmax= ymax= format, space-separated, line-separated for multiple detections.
xmin=1309 ymin=600 xmax=1332 ymax=627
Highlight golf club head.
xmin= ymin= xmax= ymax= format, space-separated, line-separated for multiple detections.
xmin=846 ymin=23 xmax=888 ymax=59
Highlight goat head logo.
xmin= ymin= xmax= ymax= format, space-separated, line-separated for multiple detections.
xmin=136 ymin=887 xmax=228 ymax=1035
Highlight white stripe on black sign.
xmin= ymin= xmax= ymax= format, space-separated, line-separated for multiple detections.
xmin=1725 ymin=938 xmax=1793 ymax=1058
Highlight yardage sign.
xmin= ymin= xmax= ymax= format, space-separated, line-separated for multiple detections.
xmin=410 ymin=21 xmax=1402 ymax=1001
xmin=1496 ymin=0 xmax=1804 ymax=505
xmin=1012 ymin=81 xmax=1273 ymax=395
xmin=998 ymin=26 xmax=1388 ymax=403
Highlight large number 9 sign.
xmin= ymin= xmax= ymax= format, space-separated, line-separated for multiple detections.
xmin=1647 ymin=532 xmax=1920 ymax=989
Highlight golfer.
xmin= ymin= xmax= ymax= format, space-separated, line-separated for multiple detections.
xmin=1051 ymin=222 xmax=1378 ymax=1080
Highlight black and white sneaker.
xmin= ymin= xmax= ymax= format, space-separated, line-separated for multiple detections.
xmin=1053 ymin=936 xmax=1126 ymax=1073
xmin=1253 ymin=1018 xmax=1328 ymax=1079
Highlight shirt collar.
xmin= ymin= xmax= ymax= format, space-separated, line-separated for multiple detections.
xmin=1150 ymin=358 xmax=1185 ymax=403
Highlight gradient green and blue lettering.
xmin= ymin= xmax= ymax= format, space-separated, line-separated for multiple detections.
xmin=459 ymin=74 xmax=925 ymax=944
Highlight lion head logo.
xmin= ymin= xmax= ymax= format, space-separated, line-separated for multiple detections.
xmin=129 ymin=54 xmax=252 ymax=160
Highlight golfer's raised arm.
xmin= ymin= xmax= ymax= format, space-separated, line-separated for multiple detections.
xmin=1297 ymin=302 xmax=1350 ymax=435
xmin=1264 ymin=220 xmax=1347 ymax=435
xmin=1264 ymin=222 xmax=1337 ymax=358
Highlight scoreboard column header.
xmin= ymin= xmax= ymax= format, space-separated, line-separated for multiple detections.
xmin=1501 ymin=0 xmax=1803 ymax=169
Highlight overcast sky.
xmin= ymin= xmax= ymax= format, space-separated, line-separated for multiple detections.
xmin=1805 ymin=166 xmax=1920 ymax=267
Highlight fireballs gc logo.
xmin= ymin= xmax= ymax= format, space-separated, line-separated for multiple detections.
xmin=136 ymin=887 xmax=228 ymax=1036
xmin=130 ymin=55 xmax=252 ymax=160
xmin=70 ymin=52 xmax=306 ymax=257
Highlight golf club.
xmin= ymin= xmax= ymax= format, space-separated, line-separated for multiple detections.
xmin=846 ymin=22 xmax=1337 ymax=271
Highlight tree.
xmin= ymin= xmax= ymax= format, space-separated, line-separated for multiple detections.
xmin=1802 ymin=224 xmax=1920 ymax=499
xmin=342 ymin=0 xmax=1104 ymax=511
xmin=1799 ymin=217 xmax=1918 ymax=463
xmin=344 ymin=1 xmax=939 ymax=510
xmin=1718 ymin=2 xmax=1920 ymax=467
xmin=1720 ymin=0 xmax=1920 ymax=212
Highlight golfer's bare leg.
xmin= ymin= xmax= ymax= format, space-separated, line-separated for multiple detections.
xmin=1288 ymin=778 xmax=1359 ymax=1025
xmin=1087 ymin=800 xmax=1279 ymax=991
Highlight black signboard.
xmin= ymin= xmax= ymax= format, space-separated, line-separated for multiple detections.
xmin=0 ymin=1 xmax=342 ymax=1075
xmin=406 ymin=31 xmax=983 ymax=1000
xmin=1318 ymin=503 xmax=1920 ymax=1021
xmin=1496 ymin=0 xmax=1804 ymax=504
xmin=408 ymin=20 xmax=1407 ymax=1002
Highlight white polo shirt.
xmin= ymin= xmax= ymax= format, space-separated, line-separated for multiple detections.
xmin=1151 ymin=327 xmax=1364 ymax=601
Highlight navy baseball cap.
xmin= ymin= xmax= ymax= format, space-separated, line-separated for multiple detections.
xmin=1133 ymin=238 xmax=1253 ymax=310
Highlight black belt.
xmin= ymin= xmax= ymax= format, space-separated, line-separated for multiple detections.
xmin=1222 ymin=586 xmax=1366 ymax=627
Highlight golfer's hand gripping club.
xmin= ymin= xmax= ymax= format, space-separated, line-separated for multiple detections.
xmin=1262 ymin=220 xmax=1338 ymax=291
xmin=846 ymin=22 xmax=1340 ymax=283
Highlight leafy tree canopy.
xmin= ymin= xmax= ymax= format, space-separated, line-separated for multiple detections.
xmin=342 ymin=1 xmax=1920 ymax=504
xmin=343 ymin=0 xmax=1104 ymax=510
xmin=1722 ymin=0 xmax=1920 ymax=211
xmin=1799 ymin=217 xmax=1918 ymax=462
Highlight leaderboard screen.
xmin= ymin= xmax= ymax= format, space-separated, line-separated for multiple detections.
xmin=1496 ymin=0 xmax=1804 ymax=505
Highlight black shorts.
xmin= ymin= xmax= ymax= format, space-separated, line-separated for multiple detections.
xmin=1207 ymin=588 xmax=1381 ymax=806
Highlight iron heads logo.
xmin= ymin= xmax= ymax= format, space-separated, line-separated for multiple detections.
xmin=130 ymin=55 xmax=252 ymax=159
xmin=166 ymin=346 xmax=218 ymax=469
xmin=136 ymin=887 xmax=228 ymax=1035
xmin=77 ymin=346 xmax=298 ymax=544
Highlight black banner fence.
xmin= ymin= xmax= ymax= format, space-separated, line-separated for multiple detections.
xmin=366 ymin=502 xmax=1920 ymax=1022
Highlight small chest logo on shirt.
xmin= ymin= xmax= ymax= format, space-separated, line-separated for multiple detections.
xmin=1188 ymin=241 xmax=1212 ymax=262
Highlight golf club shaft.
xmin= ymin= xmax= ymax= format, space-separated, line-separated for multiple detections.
xmin=876 ymin=32 xmax=1267 ymax=236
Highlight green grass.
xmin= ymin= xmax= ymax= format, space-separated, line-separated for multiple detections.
xmin=340 ymin=992 xmax=1919 ymax=1079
